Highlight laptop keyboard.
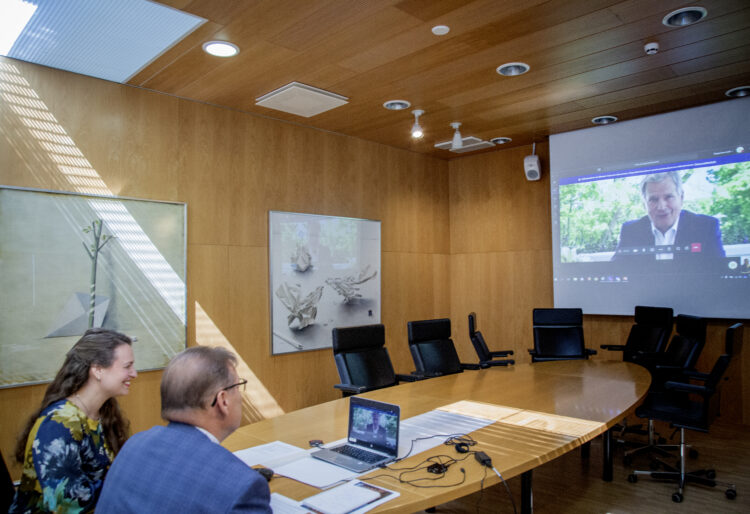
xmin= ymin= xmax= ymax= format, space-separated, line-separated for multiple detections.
xmin=331 ymin=445 xmax=384 ymax=463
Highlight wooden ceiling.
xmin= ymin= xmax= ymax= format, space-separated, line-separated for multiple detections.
xmin=133 ymin=0 xmax=750 ymax=159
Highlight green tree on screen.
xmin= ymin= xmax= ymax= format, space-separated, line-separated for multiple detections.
xmin=705 ymin=162 xmax=750 ymax=245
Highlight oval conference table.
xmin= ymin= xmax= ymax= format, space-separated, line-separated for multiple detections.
xmin=224 ymin=361 xmax=651 ymax=513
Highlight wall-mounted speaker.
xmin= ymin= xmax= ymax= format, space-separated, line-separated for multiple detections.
xmin=524 ymin=155 xmax=541 ymax=181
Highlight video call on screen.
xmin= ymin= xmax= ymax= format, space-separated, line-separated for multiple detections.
xmin=550 ymin=98 xmax=750 ymax=319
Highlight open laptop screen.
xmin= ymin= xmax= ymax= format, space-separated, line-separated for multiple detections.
xmin=348 ymin=397 xmax=399 ymax=456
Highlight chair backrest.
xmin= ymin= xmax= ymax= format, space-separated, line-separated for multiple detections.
xmin=695 ymin=354 xmax=732 ymax=429
xmin=407 ymin=318 xmax=462 ymax=375
xmin=531 ymin=308 xmax=586 ymax=361
xmin=468 ymin=312 xmax=491 ymax=362
xmin=675 ymin=314 xmax=707 ymax=369
xmin=0 ymin=449 xmax=14 ymax=514
xmin=332 ymin=324 xmax=397 ymax=391
xmin=623 ymin=306 xmax=674 ymax=360
xmin=661 ymin=335 xmax=700 ymax=369
xmin=725 ymin=323 xmax=743 ymax=356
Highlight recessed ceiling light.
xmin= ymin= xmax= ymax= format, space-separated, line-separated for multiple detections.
xmin=496 ymin=62 xmax=530 ymax=77
xmin=431 ymin=25 xmax=450 ymax=36
xmin=490 ymin=137 xmax=512 ymax=145
xmin=383 ymin=100 xmax=411 ymax=110
xmin=592 ymin=115 xmax=618 ymax=125
xmin=202 ymin=41 xmax=239 ymax=57
xmin=662 ymin=7 xmax=707 ymax=27
xmin=725 ymin=86 xmax=750 ymax=98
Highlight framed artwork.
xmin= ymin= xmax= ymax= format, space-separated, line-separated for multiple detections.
xmin=0 ymin=186 xmax=187 ymax=388
xmin=269 ymin=211 xmax=381 ymax=355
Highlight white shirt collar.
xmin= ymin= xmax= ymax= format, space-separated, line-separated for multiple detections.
xmin=195 ymin=426 xmax=220 ymax=444
xmin=650 ymin=215 xmax=680 ymax=245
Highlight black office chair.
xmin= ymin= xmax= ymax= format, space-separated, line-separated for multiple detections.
xmin=631 ymin=314 xmax=706 ymax=386
xmin=1 ymin=449 xmax=15 ymax=513
xmin=600 ymin=305 xmax=673 ymax=362
xmin=528 ymin=308 xmax=596 ymax=362
xmin=628 ymin=354 xmax=737 ymax=503
xmin=622 ymin=315 xmax=706 ymax=464
xmin=468 ymin=312 xmax=514 ymax=367
xmin=407 ymin=318 xmax=480 ymax=377
xmin=332 ymin=324 xmax=420 ymax=396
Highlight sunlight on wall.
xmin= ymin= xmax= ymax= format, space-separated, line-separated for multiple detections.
xmin=0 ymin=60 xmax=186 ymax=333
xmin=195 ymin=301 xmax=284 ymax=423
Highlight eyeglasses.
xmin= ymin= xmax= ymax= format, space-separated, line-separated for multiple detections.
xmin=210 ymin=378 xmax=247 ymax=407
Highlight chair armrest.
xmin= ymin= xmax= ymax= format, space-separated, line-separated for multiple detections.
xmin=528 ymin=349 xmax=537 ymax=356
xmin=484 ymin=359 xmax=515 ymax=367
xmin=334 ymin=383 xmax=368 ymax=394
xmin=460 ymin=363 xmax=482 ymax=370
xmin=681 ymin=370 xmax=710 ymax=381
xmin=600 ymin=344 xmax=626 ymax=351
xmin=396 ymin=373 xmax=425 ymax=382
xmin=664 ymin=381 xmax=708 ymax=394
xmin=585 ymin=348 xmax=597 ymax=356
xmin=489 ymin=350 xmax=514 ymax=357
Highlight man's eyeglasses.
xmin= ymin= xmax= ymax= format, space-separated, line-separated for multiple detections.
xmin=210 ymin=378 xmax=248 ymax=407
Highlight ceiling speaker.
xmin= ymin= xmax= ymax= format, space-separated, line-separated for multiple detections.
xmin=524 ymin=155 xmax=541 ymax=181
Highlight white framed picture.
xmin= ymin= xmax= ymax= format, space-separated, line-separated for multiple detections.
xmin=269 ymin=211 xmax=381 ymax=355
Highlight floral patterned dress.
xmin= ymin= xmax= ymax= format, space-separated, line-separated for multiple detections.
xmin=9 ymin=399 xmax=113 ymax=514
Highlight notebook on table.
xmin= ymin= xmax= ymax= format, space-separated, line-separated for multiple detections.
xmin=311 ymin=396 xmax=400 ymax=473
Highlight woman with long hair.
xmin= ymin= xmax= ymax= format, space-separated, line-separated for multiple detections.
xmin=9 ymin=328 xmax=137 ymax=513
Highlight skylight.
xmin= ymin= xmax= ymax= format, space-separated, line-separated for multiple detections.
xmin=0 ymin=0 xmax=206 ymax=83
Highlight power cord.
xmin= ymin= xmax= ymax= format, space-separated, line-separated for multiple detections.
xmin=475 ymin=451 xmax=517 ymax=514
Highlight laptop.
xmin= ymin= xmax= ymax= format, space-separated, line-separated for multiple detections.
xmin=311 ymin=396 xmax=400 ymax=473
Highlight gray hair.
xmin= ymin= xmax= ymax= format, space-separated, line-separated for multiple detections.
xmin=640 ymin=171 xmax=683 ymax=199
xmin=160 ymin=346 xmax=237 ymax=419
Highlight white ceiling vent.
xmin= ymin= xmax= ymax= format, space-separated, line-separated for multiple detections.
xmin=255 ymin=82 xmax=348 ymax=117
xmin=434 ymin=136 xmax=495 ymax=153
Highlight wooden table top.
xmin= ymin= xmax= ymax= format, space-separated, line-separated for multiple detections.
xmin=223 ymin=360 xmax=651 ymax=512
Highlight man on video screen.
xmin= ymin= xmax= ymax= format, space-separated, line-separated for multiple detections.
xmin=612 ymin=171 xmax=725 ymax=263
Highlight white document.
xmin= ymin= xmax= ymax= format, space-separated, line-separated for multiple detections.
xmin=301 ymin=481 xmax=399 ymax=514
xmin=274 ymin=453 xmax=359 ymax=489
xmin=270 ymin=493 xmax=312 ymax=514
xmin=398 ymin=410 xmax=495 ymax=457
xmin=233 ymin=440 xmax=308 ymax=468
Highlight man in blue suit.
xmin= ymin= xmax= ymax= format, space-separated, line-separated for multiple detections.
xmin=612 ymin=171 xmax=725 ymax=263
xmin=97 ymin=347 xmax=271 ymax=513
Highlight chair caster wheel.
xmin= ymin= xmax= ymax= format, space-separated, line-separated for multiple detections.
xmin=689 ymin=448 xmax=699 ymax=459
xmin=649 ymin=460 xmax=660 ymax=470
xmin=706 ymin=469 xmax=716 ymax=480
xmin=725 ymin=489 xmax=736 ymax=500
xmin=623 ymin=456 xmax=632 ymax=466
xmin=628 ymin=474 xmax=637 ymax=483
xmin=672 ymin=492 xmax=683 ymax=503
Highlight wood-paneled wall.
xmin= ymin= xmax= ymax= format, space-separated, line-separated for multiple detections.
xmin=1 ymin=55 xmax=747 ymax=481
xmin=447 ymin=146 xmax=749 ymax=425
xmin=0 ymin=56 xmax=449 ymax=477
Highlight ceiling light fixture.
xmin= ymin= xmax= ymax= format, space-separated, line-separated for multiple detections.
xmin=202 ymin=41 xmax=239 ymax=57
xmin=592 ymin=115 xmax=618 ymax=125
xmin=662 ymin=7 xmax=707 ymax=27
xmin=490 ymin=137 xmax=512 ymax=145
xmin=383 ymin=99 xmax=411 ymax=110
xmin=431 ymin=25 xmax=450 ymax=36
xmin=411 ymin=110 xmax=424 ymax=138
xmin=496 ymin=62 xmax=530 ymax=77
xmin=725 ymin=86 xmax=750 ymax=98
xmin=450 ymin=122 xmax=463 ymax=150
